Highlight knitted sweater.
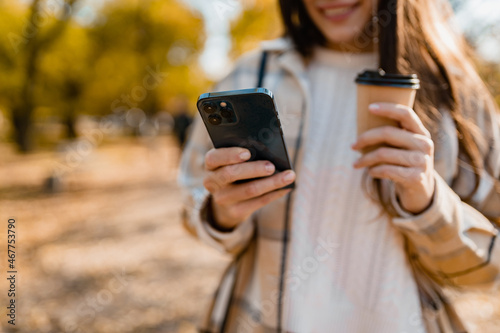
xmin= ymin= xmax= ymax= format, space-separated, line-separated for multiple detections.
xmin=283 ymin=47 xmax=424 ymax=332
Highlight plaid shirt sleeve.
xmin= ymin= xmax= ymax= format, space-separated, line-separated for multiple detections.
xmin=390 ymin=107 xmax=500 ymax=288
xmin=178 ymin=71 xmax=256 ymax=256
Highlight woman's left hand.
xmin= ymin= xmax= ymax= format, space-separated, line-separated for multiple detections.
xmin=352 ymin=103 xmax=435 ymax=214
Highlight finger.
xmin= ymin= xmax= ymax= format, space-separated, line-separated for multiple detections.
xmin=213 ymin=170 xmax=296 ymax=205
xmin=205 ymin=147 xmax=251 ymax=171
xmin=369 ymin=103 xmax=430 ymax=137
xmin=204 ymin=160 xmax=276 ymax=192
xmin=354 ymin=147 xmax=428 ymax=169
xmin=353 ymin=126 xmax=433 ymax=153
xmin=229 ymin=188 xmax=293 ymax=220
xmin=368 ymin=164 xmax=423 ymax=185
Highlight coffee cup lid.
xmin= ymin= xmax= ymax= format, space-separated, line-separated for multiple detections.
xmin=355 ymin=69 xmax=420 ymax=89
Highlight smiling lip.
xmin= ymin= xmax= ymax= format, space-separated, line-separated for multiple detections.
xmin=318 ymin=2 xmax=360 ymax=22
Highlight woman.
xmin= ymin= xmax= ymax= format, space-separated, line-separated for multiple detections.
xmin=179 ymin=0 xmax=500 ymax=332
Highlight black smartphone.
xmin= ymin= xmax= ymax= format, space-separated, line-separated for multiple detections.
xmin=197 ymin=88 xmax=294 ymax=188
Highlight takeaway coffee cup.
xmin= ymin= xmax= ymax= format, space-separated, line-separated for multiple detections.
xmin=355 ymin=70 xmax=420 ymax=153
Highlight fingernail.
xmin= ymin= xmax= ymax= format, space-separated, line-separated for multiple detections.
xmin=265 ymin=162 xmax=275 ymax=173
xmin=369 ymin=103 xmax=380 ymax=110
xmin=283 ymin=171 xmax=296 ymax=183
xmin=240 ymin=151 xmax=251 ymax=160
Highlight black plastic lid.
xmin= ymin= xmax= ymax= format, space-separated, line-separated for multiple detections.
xmin=355 ymin=69 xmax=420 ymax=89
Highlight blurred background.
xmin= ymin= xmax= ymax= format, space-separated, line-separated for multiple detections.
xmin=0 ymin=0 xmax=499 ymax=332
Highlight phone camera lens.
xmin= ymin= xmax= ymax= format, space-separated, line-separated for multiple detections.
xmin=203 ymin=102 xmax=216 ymax=114
xmin=220 ymin=107 xmax=233 ymax=119
xmin=208 ymin=114 xmax=222 ymax=125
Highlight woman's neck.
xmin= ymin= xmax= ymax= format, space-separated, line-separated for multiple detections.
xmin=326 ymin=39 xmax=376 ymax=54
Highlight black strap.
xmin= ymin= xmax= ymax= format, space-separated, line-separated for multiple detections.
xmin=277 ymin=99 xmax=306 ymax=332
xmin=256 ymin=51 xmax=269 ymax=87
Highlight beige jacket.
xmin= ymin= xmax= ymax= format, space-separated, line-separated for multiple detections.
xmin=179 ymin=38 xmax=500 ymax=333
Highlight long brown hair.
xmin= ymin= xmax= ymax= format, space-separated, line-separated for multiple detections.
xmin=279 ymin=0 xmax=499 ymax=206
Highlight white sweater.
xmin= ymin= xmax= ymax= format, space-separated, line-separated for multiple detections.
xmin=284 ymin=47 xmax=426 ymax=333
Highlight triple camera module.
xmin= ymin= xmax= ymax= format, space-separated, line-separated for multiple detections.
xmin=202 ymin=101 xmax=237 ymax=125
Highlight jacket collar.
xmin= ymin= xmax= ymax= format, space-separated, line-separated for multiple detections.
xmin=260 ymin=37 xmax=306 ymax=75
xmin=260 ymin=37 xmax=310 ymax=112
xmin=260 ymin=37 xmax=294 ymax=52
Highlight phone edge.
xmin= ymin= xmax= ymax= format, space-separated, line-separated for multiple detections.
xmin=197 ymin=88 xmax=273 ymax=102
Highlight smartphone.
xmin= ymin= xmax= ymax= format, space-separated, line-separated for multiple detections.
xmin=197 ymin=88 xmax=294 ymax=188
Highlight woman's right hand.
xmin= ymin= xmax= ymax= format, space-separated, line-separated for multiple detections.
xmin=203 ymin=147 xmax=296 ymax=230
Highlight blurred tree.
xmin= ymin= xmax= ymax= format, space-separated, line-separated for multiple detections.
xmin=476 ymin=61 xmax=500 ymax=106
xmin=79 ymin=0 xmax=207 ymax=123
xmin=1 ymin=0 xmax=80 ymax=152
xmin=230 ymin=0 xmax=282 ymax=58
xmin=0 ymin=0 xmax=207 ymax=151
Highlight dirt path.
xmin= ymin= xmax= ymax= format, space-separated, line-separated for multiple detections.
xmin=0 ymin=137 xmax=228 ymax=333
xmin=0 ymin=137 xmax=498 ymax=332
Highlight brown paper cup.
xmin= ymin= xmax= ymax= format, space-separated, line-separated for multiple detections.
xmin=356 ymin=70 xmax=419 ymax=154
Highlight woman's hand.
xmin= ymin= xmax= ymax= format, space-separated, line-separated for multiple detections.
xmin=203 ymin=147 xmax=296 ymax=230
xmin=352 ymin=103 xmax=435 ymax=214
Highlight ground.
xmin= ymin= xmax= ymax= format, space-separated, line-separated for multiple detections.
xmin=0 ymin=136 xmax=499 ymax=333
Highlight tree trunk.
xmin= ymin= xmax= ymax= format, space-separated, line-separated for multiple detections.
xmin=65 ymin=112 xmax=77 ymax=139
xmin=10 ymin=0 xmax=79 ymax=152
xmin=12 ymin=107 xmax=33 ymax=153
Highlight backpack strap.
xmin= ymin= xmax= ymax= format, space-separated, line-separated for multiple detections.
xmin=256 ymin=51 xmax=269 ymax=88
